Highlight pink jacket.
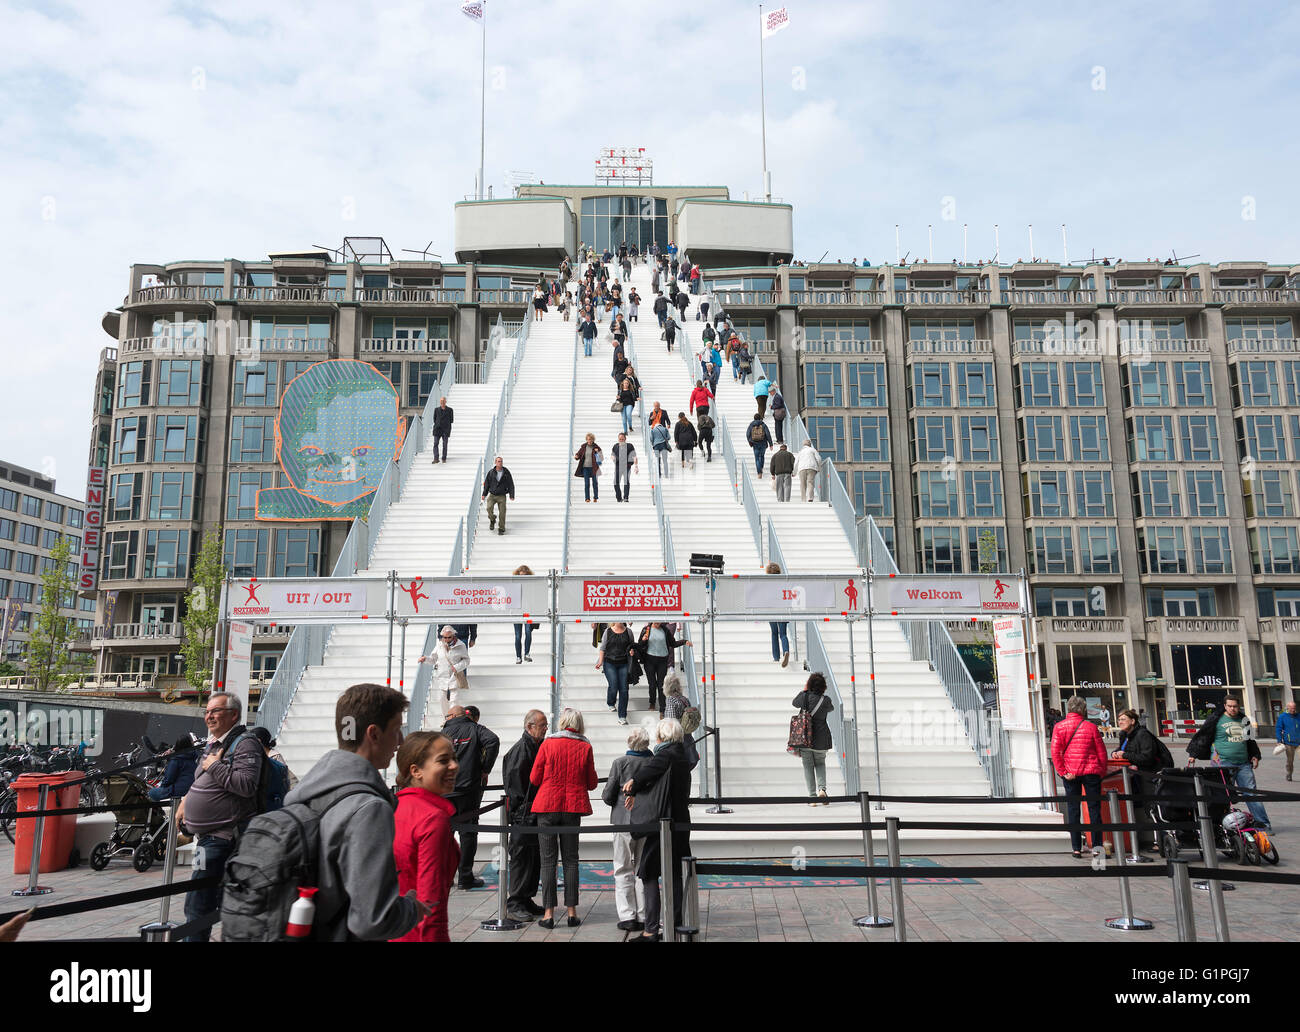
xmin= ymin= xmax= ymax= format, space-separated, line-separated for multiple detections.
xmin=1051 ymin=713 xmax=1108 ymax=778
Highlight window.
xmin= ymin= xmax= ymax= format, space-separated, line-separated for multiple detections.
xmin=1233 ymin=361 xmax=1281 ymax=406
xmin=1072 ymin=471 xmax=1113 ymax=517
xmin=44 ymin=501 xmax=64 ymax=524
xmin=1121 ymin=318 xmax=1186 ymax=343
xmin=1079 ymin=526 xmax=1120 ymax=573
xmin=1128 ymin=415 xmax=1176 ymax=461
xmin=803 ymin=319 xmax=873 ymax=344
xmin=917 ymin=526 xmax=963 ymax=573
xmin=960 ymin=416 xmax=999 ymax=461
xmin=914 ymin=471 xmax=958 ymax=517
xmin=0 ymin=519 xmax=12 ymax=540
xmin=963 ymin=470 xmax=1003 ymax=517
xmin=1069 ymin=415 xmax=1109 ymax=461
xmin=852 ymin=471 xmax=893 ymax=517
xmin=958 ymin=363 xmax=995 ymax=406
xmin=41 ymin=528 xmax=61 ymax=549
xmin=805 ymin=416 xmax=845 ymax=461
xmin=229 ymin=415 xmax=276 ymax=463
xmin=1180 ymin=415 xmax=1220 ymax=461
xmin=912 ymin=415 xmax=954 ymax=462
xmin=1226 ymin=316 xmax=1294 ymax=341
xmin=21 ymin=495 xmax=41 ymax=518
xmin=1036 ymin=587 xmax=1094 ymax=617
xmin=227 ymin=472 xmax=276 ymax=520
xmin=1191 ymin=527 xmax=1232 ymax=574
xmin=850 ymin=416 xmax=890 ymax=461
xmin=1017 ymin=362 xmax=1060 ymax=407
xmin=908 ymin=319 xmax=976 ymax=342
xmin=157 ymin=360 xmax=206 ymax=406
xmin=153 ymin=414 xmax=204 ymax=463
xmin=103 ymin=530 xmax=139 ymax=580
xmin=0 ymin=489 xmax=14 ymax=511
xmin=1065 ymin=362 xmax=1104 ymax=406
xmin=0 ymin=549 xmax=9 ymax=570
xmin=108 ymin=473 xmax=142 ymax=522
xmin=967 ymin=526 xmax=1007 ymax=573
xmin=804 ymin=363 xmax=843 ymax=407
xmin=1258 ymin=588 xmax=1300 ymax=618
xmin=148 ymin=472 xmax=198 ymax=520
xmin=1020 ymin=416 xmax=1064 ymax=462
xmin=113 ymin=416 xmax=148 ymax=464
xmin=1185 ymin=471 xmax=1227 ymax=517
xmin=67 ymin=509 xmax=82 ymax=529
xmin=910 ymin=363 xmax=951 ymax=407
xmin=1241 ymin=469 xmax=1293 ymax=518
xmin=224 ymin=528 xmax=270 ymax=578
xmin=10 ymin=581 xmax=32 ymax=603
xmin=847 ymin=363 xmax=887 ymax=406
xmin=232 ymin=362 xmax=278 ymax=406
xmin=251 ymin=315 xmax=331 ymax=345
xmin=1134 ymin=470 xmax=1181 ymax=517
xmin=13 ymin=552 xmax=35 ymax=574
xmin=273 ymin=528 xmax=320 ymax=577
xmin=1124 ymin=362 xmax=1170 ymax=406
xmin=370 ymin=316 xmax=451 ymax=341
xmin=1176 ymin=362 xmax=1214 ymax=406
xmin=1251 ymin=526 xmax=1300 ymax=575
xmin=17 ymin=524 xmax=37 ymax=546
xmin=1238 ymin=415 xmax=1287 ymax=461
xmin=407 ymin=361 xmax=444 ymax=408
xmin=1137 ymin=526 xmax=1188 ymax=574
xmin=1028 ymin=526 xmax=1075 ymax=574
xmin=368 ymin=361 xmax=401 ymax=394
xmin=1025 ymin=470 xmax=1070 ymax=517
xmin=116 ymin=360 xmax=151 ymax=407
xmin=144 ymin=529 xmax=190 ymax=579
xmin=1149 ymin=589 xmax=1216 ymax=617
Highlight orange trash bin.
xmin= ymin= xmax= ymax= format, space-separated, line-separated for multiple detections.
xmin=1080 ymin=759 xmax=1131 ymax=852
xmin=12 ymin=771 xmax=83 ymax=875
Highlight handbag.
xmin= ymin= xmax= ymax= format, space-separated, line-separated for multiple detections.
xmin=787 ymin=694 xmax=827 ymax=751
xmin=611 ymin=401 xmax=622 ymax=412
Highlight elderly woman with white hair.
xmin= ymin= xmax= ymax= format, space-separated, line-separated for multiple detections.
xmin=623 ymin=717 xmax=694 ymax=943
xmin=418 ymin=625 xmax=470 ymax=717
xmin=602 ymin=727 xmax=656 ymax=932
xmin=529 ymin=707 xmax=598 ymax=928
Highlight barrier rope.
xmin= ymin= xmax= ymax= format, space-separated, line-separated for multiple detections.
xmin=0 ymin=875 xmax=218 ymax=927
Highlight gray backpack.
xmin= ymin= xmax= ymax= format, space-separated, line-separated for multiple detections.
xmin=219 ymin=784 xmax=383 ymax=941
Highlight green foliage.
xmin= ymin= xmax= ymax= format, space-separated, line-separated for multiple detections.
xmin=182 ymin=526 xmax=227 ymax=692
xmin=22 ymin=538 xmax=78 ymax=692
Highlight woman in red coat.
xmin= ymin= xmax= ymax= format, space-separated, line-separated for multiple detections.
xmin=391 ymin=731 xmax=461 ymax=942
xmin=530 ymin=707 xmax=598 ymax=929
xmin=1050 ymin=695 xmax=1110 ymax=858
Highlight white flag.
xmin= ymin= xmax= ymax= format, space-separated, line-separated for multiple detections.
xmin=761 ymin=6 xmax=790 ymax=38
xmin=461 ymin=1 xmax=484 ymax=22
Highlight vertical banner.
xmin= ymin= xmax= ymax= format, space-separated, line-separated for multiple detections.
xmin=224 ymin=620 xmax=254 ymax=718
xmin=993 ymin=616 xmax=1032 ymax=731
xmin=80 ymin=466 xmax=105 ymax=591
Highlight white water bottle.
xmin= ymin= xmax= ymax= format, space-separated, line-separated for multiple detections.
xmin=285 ymin=887 xmax=319 ymax=939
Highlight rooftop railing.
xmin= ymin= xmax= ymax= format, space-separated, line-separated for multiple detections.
xmin=359 ymin=337 xmax=453 ymax=353
xmin=790 ymin=289 xmax=886 ymax=306
xmin=231 ymin=285 xmax=345 ymax=303
xmin=357 ymin=287 xmax=464 ymax=304
xmin=1226 ymin=337 xmax=1300 ymax=354
xmin=898 ymin=289 xmax=991 ymax=305
xmin=1003 ymin=288 xmax=1098 ymax=305
xmin=1111 ymin=288 xmax=1204 ymax=305
xmin=129 ymin=285 xmax=223 ymax=304
xmin=905 ymin=338 xmax=994 ymax=356
xmin=119 ymin=336 xmax=212 ymax=356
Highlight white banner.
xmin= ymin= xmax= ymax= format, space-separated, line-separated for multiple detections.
xmin=993 ymin=616 xmax=1032 ymax=731
xmin=228 ymin=577 xmax=379 ymax=621
xmin=761 ymin=6 xmax=790 ymax=38
xmin=884 ymin=576 xmax=1021 ymax=614
xmin=393 ymin=576 xmax=549 ymax=620
xmin=710 ymin=574 xmax=863 ymax=616
xmin=460 ymin=1 xmax=484 ymax=21
xmin=224 ymin=621 xmax=254 ymax=717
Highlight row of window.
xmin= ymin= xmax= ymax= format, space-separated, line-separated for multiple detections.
xmin=234 ymin=359 xmax=443 ymax=410
xmin=0 ymin=519 xmax=82 ymax=551
xmin=0 ymin=579 xmax=80 ymax=607
xmin=0 ymin=547 xmax=80 ymax=575
xmin=112 ymin=415 xmax=207 ymax=465
xmin=0 ymin=490 xmax=82 ymax=528
xmin=102 ymin=526 xmax=321 ymax=581
xmin=108 ymin=472 xmax=203 ymax=523
xmin=1018 ymin=526 xmax=1233 ymax=576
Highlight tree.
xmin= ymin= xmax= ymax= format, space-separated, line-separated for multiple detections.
xmin=182 ymin=526 xmax=227 ymax=693
xmin=967 ymin=528 xmax=1001 ymax=687
xmin=23 ymin=538 xmax=78 ymax=692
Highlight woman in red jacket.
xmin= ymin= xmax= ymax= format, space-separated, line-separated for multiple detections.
xmin=530 ymin=707 xmax=599 ymax=928
xmin=688 ymin=379 xmax=714 ymax=420
xmin=1050 ymin=695 xmax=1110 ymax=858
xmin=391 ymin=731 xmax=460 ymax=942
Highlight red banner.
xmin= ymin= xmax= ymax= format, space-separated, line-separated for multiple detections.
xmin=582 ymin=579 xmax=682 ymax=613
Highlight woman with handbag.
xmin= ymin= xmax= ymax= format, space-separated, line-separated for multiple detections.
xmin=418 ymin=625 xmax=471 ymax=716
xmin=673 ymin=412 xmax=698 ymax=469
xmin=574 ymin=432 xmax=603 ymax=502
xmin=790 ymin=673 xmax=834 ymax=804
xmin=618 ymin=377 xmax=638 ymax=435
xmin=597 ymin=621 xmax=636 ymax=725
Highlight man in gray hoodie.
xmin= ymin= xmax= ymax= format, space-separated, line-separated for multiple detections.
xmin=282 ymin=682 xmax=429 ymax=940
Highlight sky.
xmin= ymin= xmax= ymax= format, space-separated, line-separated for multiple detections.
xmin=1 ymin=0 xmax=1297 ymax=497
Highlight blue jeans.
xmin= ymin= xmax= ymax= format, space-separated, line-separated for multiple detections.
xmin=514 ymin=622 xmax=533 ymax=659
xmin=622 ymin=404 xmax=634 ymax=433
xmin=731 ymin=356 xmax=740 ymax=379
xmin=603 ymin=661 xmax=630 ymax=718
xmin=770 ymin=622 xmax=789 ymax=660
xmin=752 ymin=443 xmax=767 ymax=475
xmin=583 ymin=336 xmax=594 ymax=356
xmin=183 ymin=833 xmax=237 ymax=941
xmin=1214 ymin=760 xmax=1271 ymax=828
xmin=582 ymin=468 xmax=599 ymax=500
xmin=609 ymin=304 xmax=621 ymax=320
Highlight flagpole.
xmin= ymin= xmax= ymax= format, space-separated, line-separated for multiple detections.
xmin=758 ymin=3 xmax=769 ymax=201
xmin=478 ymin=3 xmax=486 ymax=200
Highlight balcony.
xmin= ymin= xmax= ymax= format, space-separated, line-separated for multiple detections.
xmin=231 ymin=285 xmax=344 ymax=303
xmin=1013 ymin=338 xmax=1109 ymax=356
xmin=119 ymin=335 xmax=212 ymax=356
xmin=358 ymin=287 xmax=464 ymax=304
xmin=1004 ymin=289 xmax=1098 ymax=306
xmin=712 ymin=289 xmax=777 ymax=307
xmin=360 ymin=337 xmax=453 ymax=354
xmin=906 ymin=338 xmax=993 ymax=357
xmin=1111 ymin=289 xmax=1205 ymax=305
xmin=1212 ymin=288 xmax=1300 ymax=306
xmin=473 ymin=289 xmax=531 ymax=305
xmin=790 ymin=289 xmax=885 ymax=306
xmin=1118 ymin=338 xmax=1209 ymax=356
xmin=1227 ymin=337 xmax=1300 ymax=355
xmin=234 ymin=336 xmax=334 ymax=354
xmin=74 ymin=622 xmax=183 ymax=646
xmin=1034 ymin=616 xmax=1131 ymax=638
xmin=1144 ymin=616 xmax=1244 ymax=638
xmin=898 ymin=289 xmax=991 ymax=306
xmin=751 ymin=338 xmax=778 ymax=354
xmin=128 ymin=285 xmax=223 ymax=305
xmin=800 ymin=338 xmax=883 ymax=354
xmin=1258 ymin=617 xmax=1300 ymax=638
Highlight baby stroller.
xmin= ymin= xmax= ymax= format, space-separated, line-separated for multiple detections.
xmin=1150 ymin=766 xmax=1234 ymax=862
xmin=89 ymin=772 xmax=168 ymax=872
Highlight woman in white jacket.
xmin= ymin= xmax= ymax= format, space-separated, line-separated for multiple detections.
xmin=419 ymin=625 xmax=471 ymax=716
xmin=794 ymin=440 xmax=821 ymax=502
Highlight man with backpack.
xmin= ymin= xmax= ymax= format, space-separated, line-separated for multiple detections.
xmin=177 ymin=692 xmax=266 ymax=940
xmin=442 ymin=705 xmax=501 ymax=890
xmin=747 ymin=412 xmax=773 ymax=478
xmin=220 ymin=683 xmax=429 ymax=941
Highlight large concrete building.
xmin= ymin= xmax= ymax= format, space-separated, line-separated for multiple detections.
xmin=80 ymin=177 xmax=1300 ymax=729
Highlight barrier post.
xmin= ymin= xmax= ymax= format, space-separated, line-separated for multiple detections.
xmin=699 ymin=612 xmax=711 ymax=799
xmin=682 ymin=855 xmax=700 ymax=938
xmin=1120 ymin=766 xmax=1152 ymax=864
xmin=481 ymin=795 xmax=523 ymax=931
xmin=1103 ymin=789 xmax=1153 ymax=931
xmin=398 ymin=618 xmax=408 ymax=693
xmin=1192 ymin=775 xmax=1232 ymax=941
xmin=864 ymin=601 xmax=884 ymax=809
xmin=549 ymin=571 xmax=559 ymax=725
xmin=885 ymin=815 xmax=906 ymax=942
xmin=659 ymin=817 xmax=676 ymax=942
xmin=12 ymin=783 xmax=53 ymax=897
xmin=706 ymin=728 xmax=731 ymax=814
xmin=1167 ymin=857 xmax=1197 ymax=943
xmin=385 ymin=571 xmax=396 ymax=687
xmin=852 ymin=791 xmax=891 ymax=928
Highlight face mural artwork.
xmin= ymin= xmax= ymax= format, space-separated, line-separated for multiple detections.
xmin=256 ymin=360 xmax=407 ymax=520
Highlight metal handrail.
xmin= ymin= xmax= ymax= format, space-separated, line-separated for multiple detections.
xmin=819 ymin=457 xmax=857 ymax=551
xmin=561 ymin=320 xmax=578 ymax=573
xmin=740 ymin=464 xmax=763 ymax=560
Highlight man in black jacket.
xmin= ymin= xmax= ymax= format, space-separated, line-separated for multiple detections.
xmin=442 ymin=705 xmax=501 ymax=890
xmin=503 ymin=709 xmax=548 ymax=920
xmin=431 ymin=397 xmax=453 ymax=464
xmin=1110 ymin=708 xmax=1172 ymax=850
xmin=652 ymin=291 xmax=669 ymax=329
xmin=482 ymin=456 xmax=515 ymax=535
